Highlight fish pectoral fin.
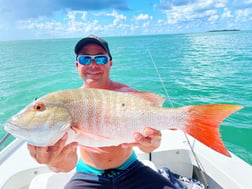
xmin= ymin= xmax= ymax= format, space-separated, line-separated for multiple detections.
xmin=71 ymin=126 xmax=112 ymax=140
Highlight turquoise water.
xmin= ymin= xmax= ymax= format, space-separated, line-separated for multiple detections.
xmin=1 ymin=31 xmax=252 ymax=165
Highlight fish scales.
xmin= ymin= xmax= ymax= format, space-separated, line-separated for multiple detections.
xmin=55 ymin=89 xmax=187 ymax=144
xmin=71 ymin=89 xmax=187 ymax=139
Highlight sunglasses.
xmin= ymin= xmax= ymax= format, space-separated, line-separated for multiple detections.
xmin=77 ymin=55 xmax=110 ymax=65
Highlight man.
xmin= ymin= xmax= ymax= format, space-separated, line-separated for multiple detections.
xmin=28 ymin=35 xmax=176 ymax=189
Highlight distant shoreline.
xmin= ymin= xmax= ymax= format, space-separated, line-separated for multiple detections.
xmin=208 ymin=29 xmax=240 ymax=32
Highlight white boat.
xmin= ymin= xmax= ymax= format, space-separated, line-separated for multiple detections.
xmin=0 ymin=130 xmax=252 ymax=189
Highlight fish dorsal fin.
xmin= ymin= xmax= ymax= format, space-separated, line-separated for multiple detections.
xmin=128 ymin=91 xmax=165 ymax=107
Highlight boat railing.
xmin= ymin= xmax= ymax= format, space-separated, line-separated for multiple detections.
xmin=0 ymin=138 xmax=25 ymax=165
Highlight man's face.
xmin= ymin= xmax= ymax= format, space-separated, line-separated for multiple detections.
xmin=76 ymin=43 xmax=112 ymax=88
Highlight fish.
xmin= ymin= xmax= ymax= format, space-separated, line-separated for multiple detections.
xmin=4 ymin=88 xmax=243 ymax=157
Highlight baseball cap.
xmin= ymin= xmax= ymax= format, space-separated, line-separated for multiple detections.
xmin=74 ymin=34 xmax=112 ymax=60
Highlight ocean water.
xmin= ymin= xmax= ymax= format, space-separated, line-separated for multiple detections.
xmin=0 ymin=31 xmax=251 ymax=165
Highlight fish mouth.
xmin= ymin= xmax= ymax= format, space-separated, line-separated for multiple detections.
xmin=4 ymin=121 xmax=31 ymax=142
xmin=4 ymin=121 xmax=45 ymax=145
xmin=4 ymin=120 xmax=35 ymax=133
xmin=5 ymin=121 xmax=22 ymax=132
xmin=4 ymin=121 xmax=71 ymax=146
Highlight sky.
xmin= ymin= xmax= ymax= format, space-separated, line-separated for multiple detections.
xmin=0 ymin=0 xmax=252 ymax=41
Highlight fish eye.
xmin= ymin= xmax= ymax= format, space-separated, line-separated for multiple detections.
xmin=33 ymin=103 xmax=45 ymax=111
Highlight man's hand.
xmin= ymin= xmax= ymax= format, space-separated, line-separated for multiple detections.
xmin=27 ymin=133 xmax=78 ymax=172
xmin=122 ymin=127 xmax=162 ymax=153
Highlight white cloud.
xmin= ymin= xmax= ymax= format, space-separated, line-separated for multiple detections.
xmin=212 ymin=0 xmax=227 ymax=8
xmin=18 ymin=18 xmax=59 ymax=30
xmin=5 ymin=0 xmax=252 ymax=40
xmin=17 ymin=12 xmax=102 ymax=37
xmin=135 ymin=13 xmax=153 ymax=21
xmin=195 ymin=0 xmax=227 ymax=9
xmin=208 ymin=14 xmax=219 ymax=23
xmin=0 ymin=0 xmax=129 ymax=21
xmin=67 ymin=11 xmax=75 ymax=21
xmin=65 ymin=11 xmax=94 ymax=33
xmin=157 ymin=19 xmax=166 ymax=26
xmin=105 ymin=10 xmax=126 ymax=25
xmin=67 ymin=10 xmax=88 ymax=21
xmin=244 ymin=0 xmax=252 ymax=4
xmin=234 ymin=8 xmax=252 ymax=23
xmin=66 ymin=18 xmax=102 ymax=34
xmin=142 ymin=21 xmax=151 ymax=28
xmin=15 ymin=9 xmax=129 ymax=38
xmin=163 ymin=0 xmax=224 ymax=24
xmin=222 ymin=8 xmax=233 ymax=18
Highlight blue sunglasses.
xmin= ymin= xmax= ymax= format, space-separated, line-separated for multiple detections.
xmin=77 ymin=55 xmax=110 ymax=65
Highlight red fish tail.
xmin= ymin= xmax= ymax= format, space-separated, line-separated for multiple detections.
xmin=183 ymin=104 xmax=243 ymax=157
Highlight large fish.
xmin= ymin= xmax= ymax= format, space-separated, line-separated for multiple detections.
xmin=5 ymin=88 xmax=242 ymax=156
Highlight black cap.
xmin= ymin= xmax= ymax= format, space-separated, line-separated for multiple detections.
xmin=74 ymin=34 xmax=112 ymax=60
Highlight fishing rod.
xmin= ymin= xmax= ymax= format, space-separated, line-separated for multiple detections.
xmin=146 ymin=49 xmax=209 ymax=188
xmin=0 ymin=133 xmax=11 ymax=149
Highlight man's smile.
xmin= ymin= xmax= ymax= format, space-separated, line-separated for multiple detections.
xmin=86 ymin=71 xmax=103 ymax=75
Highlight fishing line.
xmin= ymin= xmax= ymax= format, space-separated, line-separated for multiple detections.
xmin=146 ymin=49 xmax=174 ymax=108
xmin=147 ymin=49 xmax=209 ymax=187
xmin=184 ymin=134 xmax=209 ymax=188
